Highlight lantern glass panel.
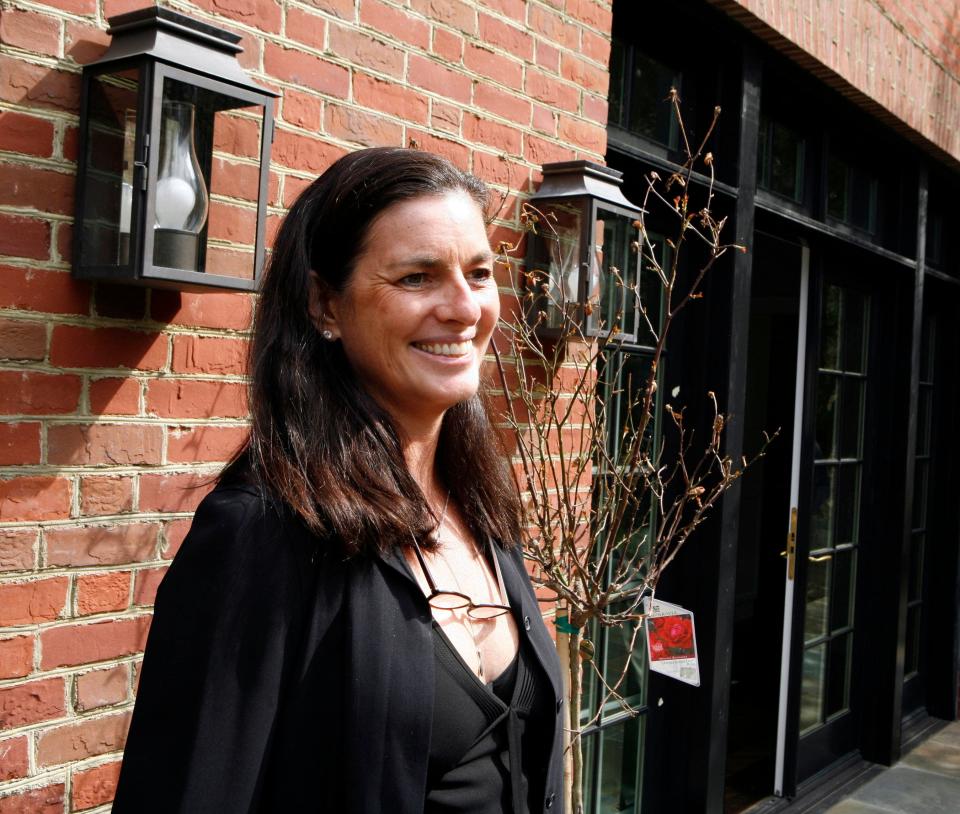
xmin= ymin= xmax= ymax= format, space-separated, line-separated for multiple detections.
xmin=79 ymin=67 xmax=141 ymax=268
xmin=527 ymin=201 xmax=584 ymax=332
xmin=154 ymin=76 xmax=265 ymax=281
xmin=589 ymin=207 xmax=641 ymax=339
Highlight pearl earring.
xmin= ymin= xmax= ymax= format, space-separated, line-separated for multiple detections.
xmin=322 ymin=329 xmax=334 ymax=341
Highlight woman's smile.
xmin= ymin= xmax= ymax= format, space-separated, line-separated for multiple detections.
xmin=412 ymin=340 xmax=474 ymax=357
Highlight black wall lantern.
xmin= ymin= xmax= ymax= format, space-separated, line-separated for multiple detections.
xmin=526 ymin=161 xmax=644 ymax=341
xmin=74 ymin=6 xmax=276 ymax=291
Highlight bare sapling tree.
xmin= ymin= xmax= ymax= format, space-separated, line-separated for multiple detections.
xmin=491 ymin=92 xmax=774 ymax=813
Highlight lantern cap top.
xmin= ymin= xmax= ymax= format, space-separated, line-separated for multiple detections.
xmin=89 ymin=5 xmax=276 ymax=97
xmin=107 ymin=6 xmax=241 ymax=53
xmin=532 ymin=159 xmax=640 ymax=214
xmin=541 ymin=160 xmax=621 ymax=181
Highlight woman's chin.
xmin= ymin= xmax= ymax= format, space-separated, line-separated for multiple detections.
xmin=413 ymin=381 xmax=481 ymax=421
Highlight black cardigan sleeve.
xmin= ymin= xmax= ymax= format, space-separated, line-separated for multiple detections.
xmin=112 ymin=486 xmax=318 ymax=814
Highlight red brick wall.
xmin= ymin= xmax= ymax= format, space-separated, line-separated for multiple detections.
xmin=0 ymin=0 xmax=611 ymax=809
xmin=711 ymin=0 xmax=960 ymax=164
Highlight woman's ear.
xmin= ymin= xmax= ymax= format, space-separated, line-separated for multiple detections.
xmin=307 ymin=271 xmax=340 ymax=340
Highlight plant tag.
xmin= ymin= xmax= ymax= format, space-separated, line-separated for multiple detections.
xmin=643 ymin=597 xmax=700 ymax=687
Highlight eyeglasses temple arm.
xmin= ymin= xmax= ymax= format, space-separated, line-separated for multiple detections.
xmin=489 ymin=540 xmax=510 ymax=607
xmin=409 ymin=532 xmax=441 ymax=594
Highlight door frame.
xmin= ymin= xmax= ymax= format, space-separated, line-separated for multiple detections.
xmin=904 ymin=275 xmax=960 ymax=725
xmin=773 ymin=242 xmax=810 ymax=796
xmin=771 ymin=235 xmax=920 ymax=797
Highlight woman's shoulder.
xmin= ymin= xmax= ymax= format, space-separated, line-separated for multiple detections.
xmin=160 ymin=480 xmax=322 ymax=610
xmin=194 ymin=479 xmax=283 ymax=526
xmin=186 ymin=481 xmax=307 ymax=552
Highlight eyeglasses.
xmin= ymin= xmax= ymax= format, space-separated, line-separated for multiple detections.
xmin=409 ymin=534 xmax=511 ymax=620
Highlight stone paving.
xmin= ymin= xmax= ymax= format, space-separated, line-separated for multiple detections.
xmin=822 ymin=721 xmax=960 ymax=813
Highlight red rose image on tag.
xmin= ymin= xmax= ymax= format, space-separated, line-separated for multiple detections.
xmin=647 ymin=613 xmax=695 ymax=661
xmin=644 ymin=598 xmax=700 ymax=686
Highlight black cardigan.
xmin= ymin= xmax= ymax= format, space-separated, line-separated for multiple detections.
xmin=112 ymin=483 xmax=564 ymax=813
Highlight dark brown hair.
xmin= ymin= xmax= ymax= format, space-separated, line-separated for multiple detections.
xmin=230 ymin=147 xmax=521 ymax=556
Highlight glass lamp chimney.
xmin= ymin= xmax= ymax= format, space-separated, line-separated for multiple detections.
xmin=153 ymin=101 xmax=208 ymax=269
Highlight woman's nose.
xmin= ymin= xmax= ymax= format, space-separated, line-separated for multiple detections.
xmin=438 ymin=273 xmax=482 ymax=324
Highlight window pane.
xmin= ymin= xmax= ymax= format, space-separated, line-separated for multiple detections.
xmin=594 ymin=207 xmax=641 ymax=337
xmin=804 ymin=554 xmax=831 ymax=642
xmin=919 ymin=318 xmax=935 ymax=383
xmin=638 ymin=235 xmax=665 ymax=344
xmin=528 ymin=202 xmax=583 ymax=331
xmin=926 ymin=211 xmax=944 ymax=268
xmin=909 ymin=532 xmax=925 ymax=602
xmin=596 ymin=715 xmax=643 ymax=813
xmin=916 ymin=387 xmax=932 ymax=457
xmin=757 ymin=117 xmax=770 ymax=189
xmin=905 ymin=604 xmax=922 ymax=677
xmin=841 ymin=291 xmax=867 ymax=373
xmin=608 ymin=39 xmax=626 ymax=127
xmin=826 ymin=154 xmax=878 ymax=233
xmin=913 ymin=459 xmax=928 ymax=530
xmin=835 ymin=464 xmax=859 ymax=544
xmin=80 ymin=68 xmax=141 ymax=267
xmin=156 ymin=77 xmax=265 ymax=279
xmin=830 ymin=548 xmax=855 ymax=631
xmin=602 ymin=621 xmax=647 ymax=708
xmin=820 ymin=284 xmax=841 ymax=370
xmin=849 ymin=169 xmax=877 ymax=233
xmin=826 ymin=634 xmax=852 ymax=716
xmin=583 ymin=729 xmax=597 ymax=808
xmin=815 ymin=374 xmax=838 ymax=459
xmin=768 ymin=121 xmax=804 ymax=201
xmin=810 ymin=464 xmax=836 ymax=550
xmin=205 ymin=103 xmax=265 ymax=280
xmin=826 ymin=155 xmax=848 ymax=221
xmin=580 ymin=621 xmax=600 ymax=726
xmin=618 ymin=353 xmax=654 ymax=450
xmin=839 ymin=379 xmax=863 ymax=459
xmin=627 ymin=52 xmax=679 ymax=148
xmin=800 ymin=643 xmax=826 ymax=732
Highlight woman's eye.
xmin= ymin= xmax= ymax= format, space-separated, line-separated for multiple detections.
xmin=399 ymin=273 xmax=426 ymax=287
xmin=468 ymin=268 xmax=493 ymax=283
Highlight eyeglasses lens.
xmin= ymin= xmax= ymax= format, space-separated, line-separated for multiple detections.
xmin=429 ymin=592 xmax=471 ymax=610
xmin=467 ymin=604 xmax=510 ymax=620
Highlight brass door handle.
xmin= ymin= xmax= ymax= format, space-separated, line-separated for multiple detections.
xmin=785 ymin=507 xmax=798 ymax=579
xmin=808 ymin=553 xmax=833 ymax=563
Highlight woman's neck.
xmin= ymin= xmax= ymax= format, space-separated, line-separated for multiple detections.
xmin=402 ymin=420 xmax=445 ymax=505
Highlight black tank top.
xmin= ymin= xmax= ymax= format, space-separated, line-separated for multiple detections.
xmin=425 ymin=618 xmax=553 ymax=813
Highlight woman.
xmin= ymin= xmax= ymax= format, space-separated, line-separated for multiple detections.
xmin=113 ymin=147 xmax=564 ymax=813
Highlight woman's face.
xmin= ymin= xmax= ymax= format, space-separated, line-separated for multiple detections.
xmin=324 ymin=190 xmax=499 ymax=433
